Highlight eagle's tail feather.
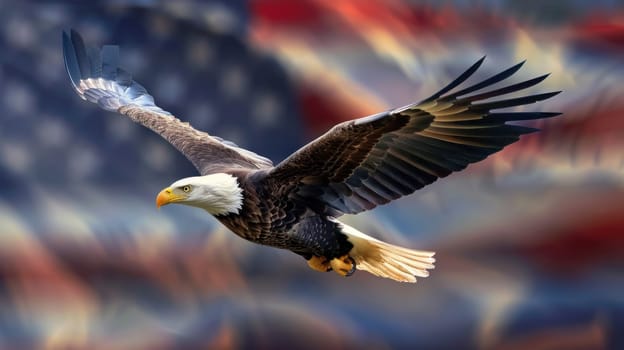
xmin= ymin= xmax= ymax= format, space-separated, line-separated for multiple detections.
xmin=338 ymin=221 xmax=435 ymax=283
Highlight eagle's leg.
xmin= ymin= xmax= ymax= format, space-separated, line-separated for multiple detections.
xmin=307 ymin=255 xmax=331 ymax=272
xmin=330 ymin=255 xmax=356 ymax=277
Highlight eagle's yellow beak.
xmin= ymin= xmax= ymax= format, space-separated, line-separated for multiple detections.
xmin=156 ymin=187 xmax=185 ymax=209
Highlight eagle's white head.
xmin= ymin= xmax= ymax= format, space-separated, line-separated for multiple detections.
xmin=156 ymin=173 xmax=243 ymax=216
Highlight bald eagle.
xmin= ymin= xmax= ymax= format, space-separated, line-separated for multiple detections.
xmin=63 ymin=30 xmax=560 ymax=283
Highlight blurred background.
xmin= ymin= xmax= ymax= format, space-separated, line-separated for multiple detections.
xmin=1 ymin=0 xmax=623 ymax=349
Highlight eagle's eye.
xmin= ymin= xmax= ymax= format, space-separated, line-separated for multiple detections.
xmin=182 ymin=185 xmax=191 ymax=193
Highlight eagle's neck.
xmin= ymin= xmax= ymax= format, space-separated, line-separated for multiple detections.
xmin=187 ymin=173 xmax=244 ymax=216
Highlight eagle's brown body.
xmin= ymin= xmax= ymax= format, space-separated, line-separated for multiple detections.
xmin=218 ymin=170 xmax=352 ymax=260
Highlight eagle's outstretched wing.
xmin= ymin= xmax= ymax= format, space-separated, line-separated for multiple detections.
xmin=267 ymin=57 xmax=560 ymax=215
xmin=62 ymin=30 xmax=272 ymax=175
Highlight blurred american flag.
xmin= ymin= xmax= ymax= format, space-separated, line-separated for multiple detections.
xmin=0 ymin=1 xmax=623 ymax=349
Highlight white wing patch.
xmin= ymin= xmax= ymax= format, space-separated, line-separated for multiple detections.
xmin=77 ymin=76 xmax=172 ymax=116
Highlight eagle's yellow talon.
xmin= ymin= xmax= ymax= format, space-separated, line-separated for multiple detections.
xmin=307 ymin=255 xmax=331 ymax=272
xmin=330 ymin=255 xmax=356 ymax=277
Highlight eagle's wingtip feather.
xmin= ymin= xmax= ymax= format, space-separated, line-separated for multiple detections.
xmin=62 ymin=29 xmax=82 ymax=90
